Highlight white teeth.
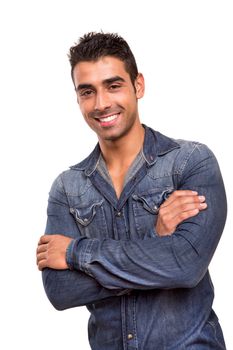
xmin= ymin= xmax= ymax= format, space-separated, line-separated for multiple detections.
xmin=100 ymin=114 xmax=118 ymax=122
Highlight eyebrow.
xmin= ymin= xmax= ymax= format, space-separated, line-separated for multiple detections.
xmin=103 ymin=76 xmax=125 ymax=85
xmin=75 ymin=83 xmax=93 ymax=92
xmin=75 ymin=75 xmax=126 ymax=92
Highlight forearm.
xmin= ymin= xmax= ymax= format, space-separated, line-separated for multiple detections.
xmin=66 ymin=229 xmax=207 ymax=290
xmin=42 ymin=267 xmax=124 ymax=310
xmin=68 ymin=217 xmax=225 ymax=290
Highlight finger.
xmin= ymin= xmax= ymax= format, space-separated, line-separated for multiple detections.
xmin=169 ymin=190 xmax=198 ymax=198
xmin=161 ymin=193 xmax=205 ymax=210
xmin=159 ymin=201 xmax=207 ymax=222
xmin=37 ymin=259 xmax=48 ymax=271
xmin=173 ymin=202 xmax=208 ymax=227
xmin=199 ymin=202 xmax=208 ymax=210
xmin=161 ymin=190 xmax=198 ymax=206
xmin=39 ymin=235 xmax=52 ymax=245
xmin=175 ymin=201 xmax=207 ymax=217
xmin=176 ymin=195 xmax=205 ymax=206
xmin=37 ymin=252 xmax=47 ymax=264
xmin=37 ymin=244 xmax=48 ymax=254
xmin=172 ymin=208 xmax=200 ymax=227
xmin=173 ymin=190 xmax=198 ymax=196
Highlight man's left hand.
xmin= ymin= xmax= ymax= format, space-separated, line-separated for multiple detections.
xmin=36 ymin=234 xmax=73 ymax=271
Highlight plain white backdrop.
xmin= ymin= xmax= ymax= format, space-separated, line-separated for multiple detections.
xmin=1 ymin=0 xmax=232 ymax=349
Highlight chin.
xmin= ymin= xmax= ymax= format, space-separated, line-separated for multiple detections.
xmin=102 ymin=133 xmax=121 ymax=142
xmin=102 ymin=125 xmax=133 ymax=142
xmin=103 ymin=130 xmax=127 ymax=141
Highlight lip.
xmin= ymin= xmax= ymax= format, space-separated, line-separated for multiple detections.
xmin=97 ymin=112 xmax=121 ymax=127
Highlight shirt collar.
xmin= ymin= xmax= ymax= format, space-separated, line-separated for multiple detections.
xmin=70 ymin=124 xmax=180 ymax=176
xmin=141 ymin=124 xmax=180 ymax=165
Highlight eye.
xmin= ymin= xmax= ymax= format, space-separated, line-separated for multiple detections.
xmin=109 ymin=84 xmax=121 ymax=90
xmin=80 ymin=89 xmax=94 ymax=97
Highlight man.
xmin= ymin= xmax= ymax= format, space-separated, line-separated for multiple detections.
xmin=37 ymin=32 xmax=227 ymax=349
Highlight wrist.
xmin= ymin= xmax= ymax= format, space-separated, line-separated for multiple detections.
xmin=66 ymin=239 xmax=76 ymax=270
xmin=65 ymin=236 xmax=88 ymax=270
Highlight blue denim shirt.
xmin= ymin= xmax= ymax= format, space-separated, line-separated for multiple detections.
xmin=43 ymin=125 xmax=227 ymax=349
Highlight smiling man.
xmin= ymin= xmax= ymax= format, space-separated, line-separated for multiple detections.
xmin=37 ymin=32 xmax=227 ymax=349
xmin=74 ymin=57 xmax=144 ymax=143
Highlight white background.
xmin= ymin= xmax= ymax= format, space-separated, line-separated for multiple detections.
xmin=1 ymin=0 xmax=232 ymax=349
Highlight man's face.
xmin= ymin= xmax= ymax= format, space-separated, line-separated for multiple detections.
xmin=73 ymin=56 xmax=144 ymax=142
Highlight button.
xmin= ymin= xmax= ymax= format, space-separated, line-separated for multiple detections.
xmin=127 ymin=333 xmax=133 ymax=340
xmin=116 ymin=211 xmax=121 ymax=217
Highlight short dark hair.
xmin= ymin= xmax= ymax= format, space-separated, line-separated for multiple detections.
xmin=68 ymin=32 xmax=138 ymax=85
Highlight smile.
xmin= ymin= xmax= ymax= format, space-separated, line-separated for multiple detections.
xmin=95 ymin=112 xmax=121 ymax=127
xmin=98 ymin=114 xmax=119 ymax=123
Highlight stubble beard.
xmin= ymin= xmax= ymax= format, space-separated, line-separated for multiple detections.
xmin=101 ymin=116 xmax=137 ymax=142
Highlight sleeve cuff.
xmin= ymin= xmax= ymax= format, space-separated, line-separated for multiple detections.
xmin=66 ymin=237 xmax=87 ymax=270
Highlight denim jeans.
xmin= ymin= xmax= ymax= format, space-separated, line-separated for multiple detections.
xmin=42 ymin=125 xmax=227 ymax=349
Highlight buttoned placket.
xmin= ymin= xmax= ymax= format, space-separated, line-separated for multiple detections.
xmin=85 ymin=152 xmax=148 ymax=349
xmin=125 ymin=294 xmax=138 ymax=349
xmin=113 ymin=207 xmax=137 ymax=349
xmin=89 ymin=165 xmax=149 ymax=350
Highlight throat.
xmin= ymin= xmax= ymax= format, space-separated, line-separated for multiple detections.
xmin=107 ymin=154 xmax=140 ymax=199
xmin=108 ymin=167 xmax=127 ymax=199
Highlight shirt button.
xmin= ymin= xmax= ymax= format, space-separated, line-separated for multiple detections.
xmin=127 ymin=333 xmax=133 ymax=340
xmin=116 ymin=211 xmax=121 ymax=217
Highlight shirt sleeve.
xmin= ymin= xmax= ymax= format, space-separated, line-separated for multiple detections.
xmin=42 ymin=175 xmax=128 ymax=311
xmin=67 ymin=144 xmax=227 ymax=290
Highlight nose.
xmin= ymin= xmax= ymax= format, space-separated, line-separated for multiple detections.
xmin=94 ymin=91 xmax=111 ymax=111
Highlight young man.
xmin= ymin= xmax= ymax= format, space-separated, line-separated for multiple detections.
xmin=37 ymin=32 xmax=227 ymax=349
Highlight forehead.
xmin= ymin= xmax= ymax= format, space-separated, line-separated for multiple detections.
xmin=73 ymin=56 xmax=130 ymax=86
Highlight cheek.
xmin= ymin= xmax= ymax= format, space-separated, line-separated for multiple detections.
xmin=79 ymin=101 xmax=91 ymax=116
xmin=122 ymin=94 xmax=137 ymax=111
xmin=116 ymin=92 xmax=135 ymax=107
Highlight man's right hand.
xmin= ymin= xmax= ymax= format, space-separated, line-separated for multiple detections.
xmin=155 ymin=190 xmax=207 ymax=236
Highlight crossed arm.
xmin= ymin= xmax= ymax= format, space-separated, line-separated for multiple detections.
xmin=37 ymin=147 xmax=226 ymax=309
xmin=37 ymin=190 xmax=207 ymax=270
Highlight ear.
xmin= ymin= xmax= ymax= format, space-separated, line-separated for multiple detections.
xmin=134 ymin=73 xmax=145 ymax=99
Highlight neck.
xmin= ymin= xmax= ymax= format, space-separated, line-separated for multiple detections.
xmin=98 ymin=122 xmax=145 ymax=168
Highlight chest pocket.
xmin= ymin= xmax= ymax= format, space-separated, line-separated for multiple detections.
xmin=70 ymin=199 xmax=109 ymax=238
xmin=132 ymin=187 xmax=173 ymax=238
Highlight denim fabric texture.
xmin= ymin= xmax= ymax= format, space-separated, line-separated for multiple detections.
xmin=42 ymin=125 xmax=227 ymax=350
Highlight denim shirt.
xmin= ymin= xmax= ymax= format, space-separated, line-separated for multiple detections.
xmin=43 ymin=125 xmax=227 ymax=350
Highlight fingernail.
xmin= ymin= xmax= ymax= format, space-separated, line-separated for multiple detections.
xmin=198 ymin=196 xmax=205 ymax=201
xmin=200 ymin=203 xmax=207 ymax=208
